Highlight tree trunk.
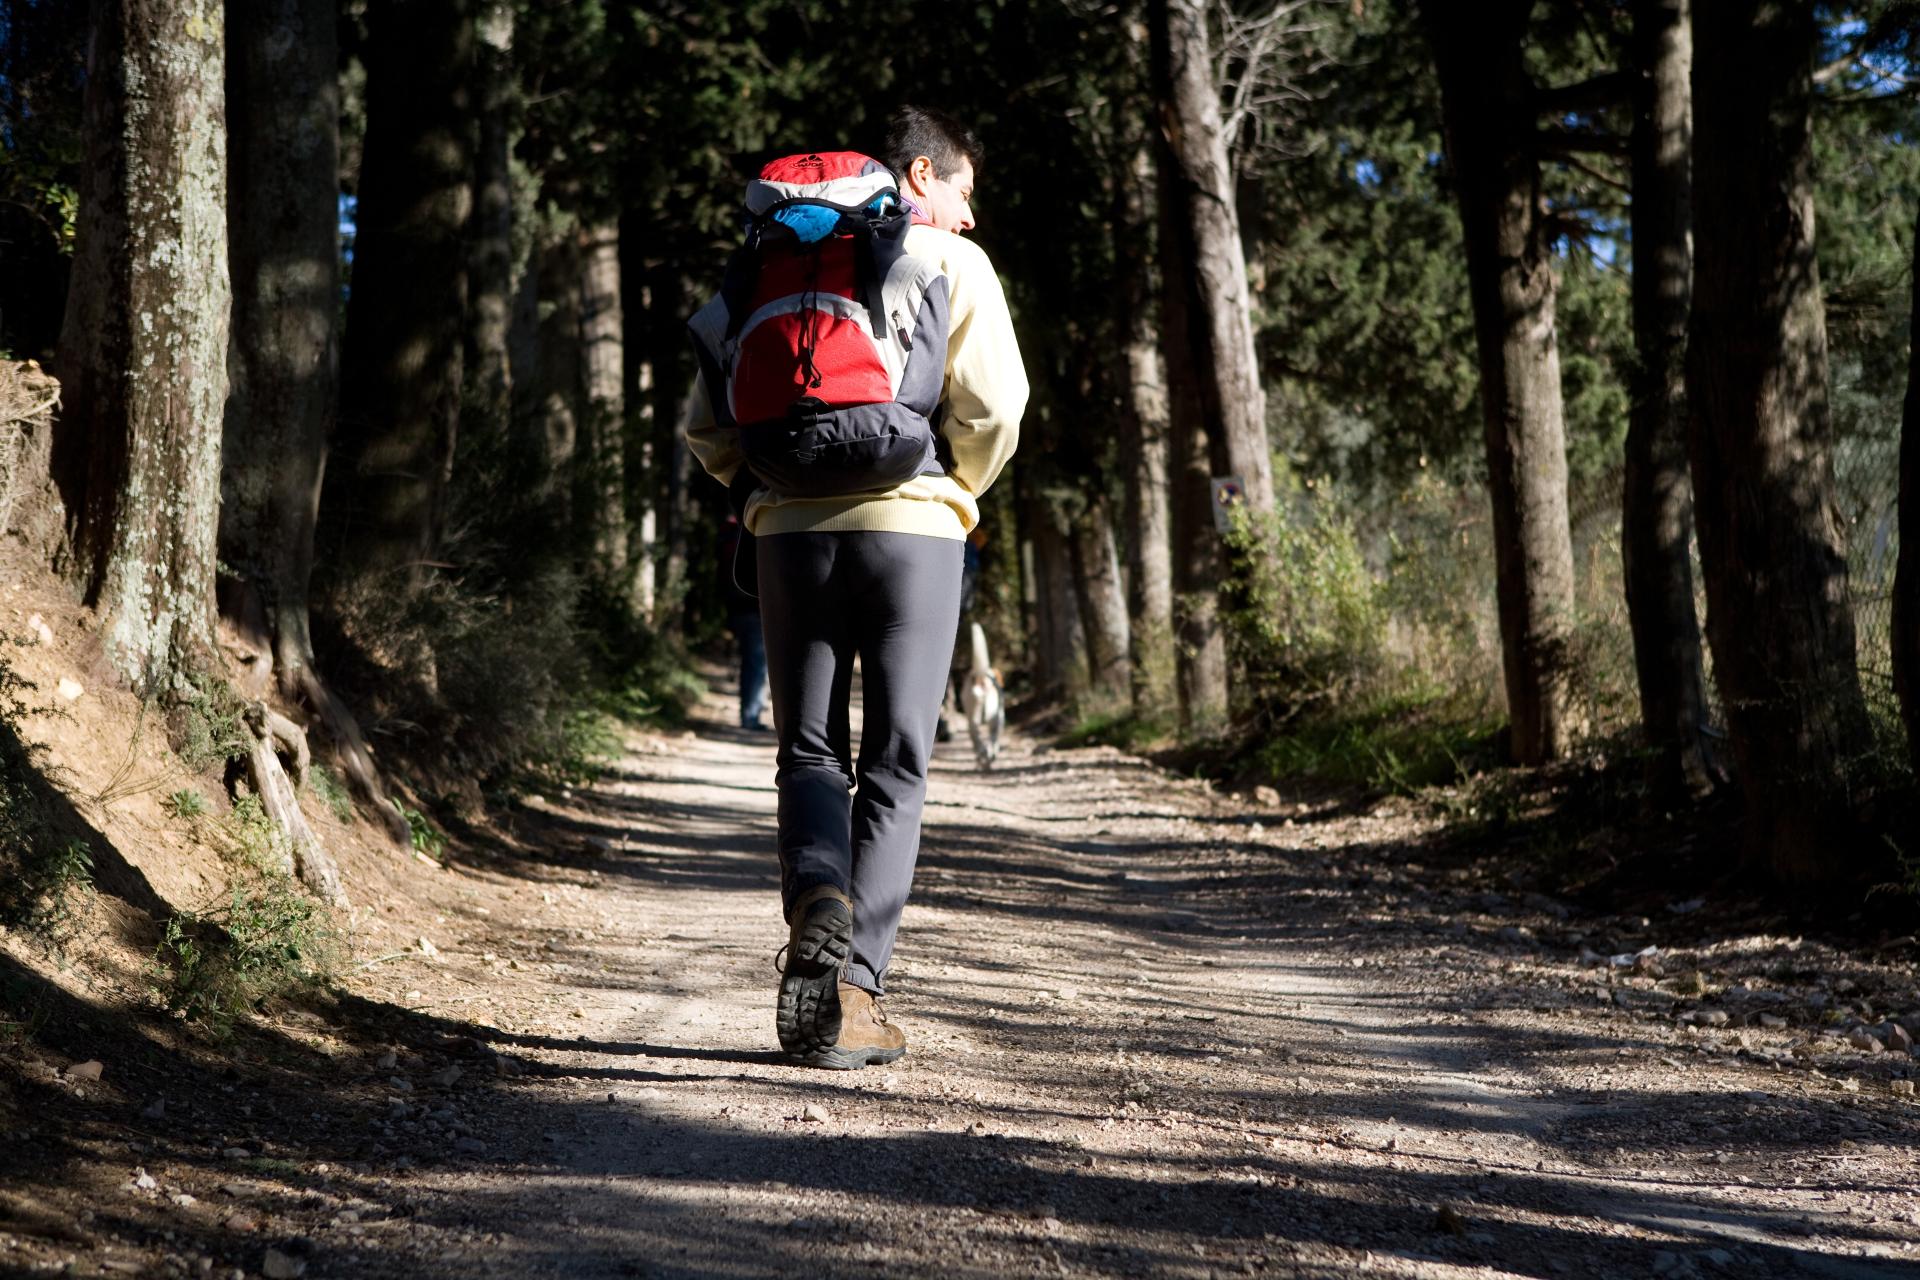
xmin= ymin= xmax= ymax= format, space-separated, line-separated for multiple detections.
xmin=1423 ymin=2 xmax=1579 ymax=765
xmin=1895 ymin=202 xmax=1920 ymax=776
xmin=1153 ymin=0 xmax=1261 ymax=733
xmin=1067 ymin=496 xmax=1131 ymax=705
xmin=532 ymin=227 xmax=583 ymax=521
xmin=51 ymin=0 xmax=228 ymax=693
xmin=1688 ymin=0 xmax=1870 ymax=884
xmin=334 ymin=0 xmax=472 ymax=586
xmin=1118 ymin=131 xmax=1177 ymax=721
xmin=1152 ymin=0 xmax=1273 ymax=516
xmin=1023 ymin=492 xmax=1085 ymax=704
xmin=225 ymin=0 xmax=408 ymax=846
xmin=1623 ymin=0 xmax=1715 ymax=796
xmin=657 ymin=383 xmax=699 ymax=635
xmin=620 ymin=224 xmax=659 ymax=619
xmin=465 ymin=0 xmax=515 ymax=452
xmin=1163 ymin=210 xmax=1229 ymax=733
xmin=577 ymin=221 xmax=628 ymax=581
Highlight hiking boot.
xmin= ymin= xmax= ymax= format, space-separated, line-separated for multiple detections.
xmin=774 ymin=885 xmax=852 ymax=1058
xmin=793 ymin=982 xmax=907 ymax=1070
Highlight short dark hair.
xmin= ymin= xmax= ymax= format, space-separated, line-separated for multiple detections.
xmin=882 ymin=105 xmax=983 ymax=183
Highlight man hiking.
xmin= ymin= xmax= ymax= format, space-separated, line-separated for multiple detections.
xmin=685 ymin=106 xmax=1028 ymax=1069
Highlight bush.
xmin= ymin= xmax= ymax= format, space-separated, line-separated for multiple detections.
xmin=172 ymin=672 xmax=249 ymax=772
xmin=151 ymin=872 xmax=339 ymax=1030
xmin=1223 ymin=492 xmax=1388 ymax=725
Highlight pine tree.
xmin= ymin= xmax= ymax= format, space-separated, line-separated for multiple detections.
xmin=1688 ymin=0 xmax=1870 ymax=883
xmin=52 ymin=0 xmax=228 ymax=693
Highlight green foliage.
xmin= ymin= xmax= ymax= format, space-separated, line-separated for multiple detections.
xmin=0 ymin=0 xmax=85 ymax=357
xmin=163 ymin=789 xmax=207 ymax=820
xmin=1251 ymin=685 xmax=1501 ymax=795
xmin=306 ymin=764 xmax=354 ymax=825
xmin=6 ymin=838 xmax=94 ymax=947
xmin=151 ymin=874 xmax=339 ymax=1030
xmin=390 ymin=797 xmax=445 ymax=861
xmin=148 ymin=792 xmax=343 ymax=1030
xmin=174 ymin=675 xmax=249 ymax=773
xmin=1223 ymin=493 xmax=1387 ymax=723
xmin=1060 ymin=708 xmax=1173 ymax=754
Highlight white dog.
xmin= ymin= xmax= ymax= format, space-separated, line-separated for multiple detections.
xmin=957 ymin=622 xmax=1005 ymax=770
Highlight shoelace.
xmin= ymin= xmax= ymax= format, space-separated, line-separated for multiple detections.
xmin=772 ymin=943 xmax=790 ymax=975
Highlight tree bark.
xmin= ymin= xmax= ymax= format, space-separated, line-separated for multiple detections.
xmin=1423 ymin=1 xmax=1579 ymax=765
xmin=52 ymin=0 xmax=228 ymax=693
xmin=1153 ymin=0 xmax=1266 ymax=733
xmin=334 ymin=0 xmax=472 ymax=586
xmin=530 ymin=227 xmax=583 ymax=533
xmin=620 ymin=225 xmax=659 ymax=619
xmin=1623 ymin=0 xmax=1715 ymax=796
xmin=465 ymin=0 xmax=515 ymax=453
xmin=1895 ymin=201 xmax=1920 ymax=776
xmin=1162 ymin=196 xmax=1230 ymax=731
xmin=1067 ymin=495 xmax=1131 ymax=705
xmin=1152 ymin=0 xmax=1274 ymax=516
xmin=1118 ymin=130 xmax=1177 ymax=721
xmin=657 ymin=382 xmax=699 ymax=635
xmin=1023 ymin=491 xmax=1086 ymax=704
xmin=1688 ymin=0 xmax=1870 ymax=884
xmin=576 ymin=221 xmax=628 ymax=580
xmin=225 ymin=0 xmax=408 ymax=845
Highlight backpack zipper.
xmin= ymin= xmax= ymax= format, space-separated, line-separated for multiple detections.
xmin=892 ymin=308 xmax=912 ymax=351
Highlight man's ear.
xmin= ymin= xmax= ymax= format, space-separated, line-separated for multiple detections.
xmin=906 ymin=155 xmax=935 ymax=195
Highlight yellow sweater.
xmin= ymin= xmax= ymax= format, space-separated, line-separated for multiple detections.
xmin=685 ymin=224 xmax=1028 ymax=539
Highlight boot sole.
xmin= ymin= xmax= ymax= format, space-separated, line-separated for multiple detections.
xmin=792 ymin=1043 xmax=906 ymax=1071
xmin=775 ymin=900 xmax=852 ymax=1057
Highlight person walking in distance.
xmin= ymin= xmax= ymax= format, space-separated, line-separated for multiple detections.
xmin=719 ymin=514 xmax=769 ymax=731
xmin=685 ymin=107 xmax=1027 ymax=1068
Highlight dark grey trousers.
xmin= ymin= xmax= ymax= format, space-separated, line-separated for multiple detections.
xmin=757 ymin=530 xmax=963 ymax=994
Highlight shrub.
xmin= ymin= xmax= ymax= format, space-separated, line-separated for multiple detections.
xmin=1223 ymin=492 xmax=1387 ymax=725
xmin=390 ymin=796 xmax=445 ymax=860
xmin=151 ymin=872 xmax=339 ymax=1030
xmin=173 ymin=673 xmax=249 ymax=772
xmin=163 ymin=788 xmax=206 ymax=819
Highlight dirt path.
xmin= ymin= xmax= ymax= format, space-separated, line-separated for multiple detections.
xmin=18 ymin=686 xmax=1917 ymax=1280
xmin=285 ymin=686 xmax=1913 ymax=1280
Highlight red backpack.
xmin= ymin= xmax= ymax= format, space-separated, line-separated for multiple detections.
xmin=688 ymin=152 xmax=951 ymax=498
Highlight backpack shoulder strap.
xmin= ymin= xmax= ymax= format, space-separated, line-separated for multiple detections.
xmin=856 ymin=207 xmax=911 ymax=342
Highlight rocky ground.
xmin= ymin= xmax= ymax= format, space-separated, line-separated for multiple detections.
xmin=3 ymin=684 xmax=1918 ymax=1279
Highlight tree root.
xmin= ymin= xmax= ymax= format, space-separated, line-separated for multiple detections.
xmin=244 ymin=703 xmax=348 ymax=908
xmin=287 ymin=664 xmax=413 ymax=846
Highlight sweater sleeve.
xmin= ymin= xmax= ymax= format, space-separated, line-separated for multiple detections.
xmin=683 ymin=371 xmax=744 ymax=489
xmin=934 ymin=232 xmax=1028 ymax=497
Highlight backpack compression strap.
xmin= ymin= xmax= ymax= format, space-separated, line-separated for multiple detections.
xmin=717 ymin=198 xmax=901 ymax=349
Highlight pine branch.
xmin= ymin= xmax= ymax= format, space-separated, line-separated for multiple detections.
xmin=1532 ymin=69 xmax=1632 ymax=116
xmin=1533 ymin=126 xmax=1631 ymax=158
